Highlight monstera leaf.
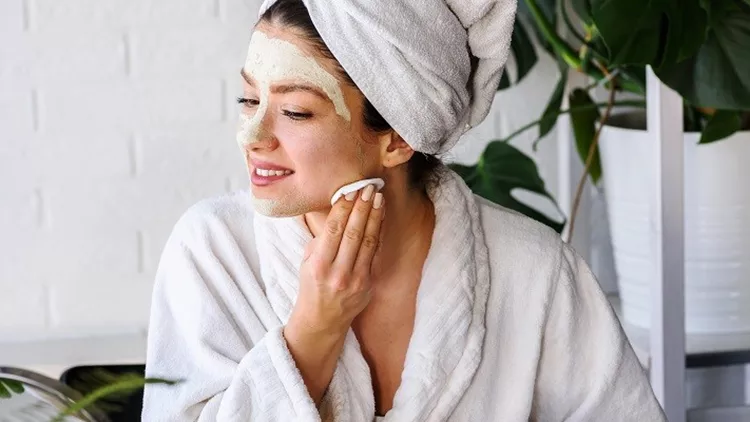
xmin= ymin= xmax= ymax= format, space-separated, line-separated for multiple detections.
xmin=450 ymin=141 xmax=565 ymax=233
xmin=499 ymin=0 xmax=557 ymax=90
xmin=700 ymin=110 xmax=743 ymax=144
xmin=588 ymin=0 xmax=708 ymax=69
xmin=499 ymin=19 xmax=539 ymax=90
xmin=656 ymin=1 xmax=750 ymax=110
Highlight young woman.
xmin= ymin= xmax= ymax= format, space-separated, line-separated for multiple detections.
xmin=142 ymin=0 xmax=666 ymax=420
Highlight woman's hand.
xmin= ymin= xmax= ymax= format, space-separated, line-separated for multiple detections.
xmin=282 ymin=184 xmax=384 ymax=404
xmin=289 ymin=184 xmax=385 ymax=338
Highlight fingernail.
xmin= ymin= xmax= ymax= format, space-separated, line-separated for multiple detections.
xmin=345 ymin=191 xmax=357 ymax=201
xmin=373 ymin=193 xmax=383 ymax=209
xmin=361 ymin=184 xmax=375 ymax=202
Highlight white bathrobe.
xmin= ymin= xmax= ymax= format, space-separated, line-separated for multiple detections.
xmin=142 ymin=171 xmax=666 ymax=421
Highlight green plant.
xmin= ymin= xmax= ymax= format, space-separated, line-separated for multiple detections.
xmin=0 ymin=373 xmax=176 ymax=422
xmin=0 ymin=377 xmax=25 ymax=397
xmin=454 ymin=0 xmax=750 ymax=235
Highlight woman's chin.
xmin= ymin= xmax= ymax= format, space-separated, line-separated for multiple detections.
xmin=251 ymin=196 xmax=316 ymax=218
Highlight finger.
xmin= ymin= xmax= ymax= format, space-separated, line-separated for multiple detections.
xmin=315 ymin=190 xmax=357 ymax=264
xmin=333 ymin=184 xmax=377 ymax=271
xmin=303 ymin=238 xmax=318 ymax=262
xmin=354 ymin=192 xmax=384 ymax=274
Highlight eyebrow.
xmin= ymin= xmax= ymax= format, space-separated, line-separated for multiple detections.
xmin=240 ymin=68 xmax=329 ymax=101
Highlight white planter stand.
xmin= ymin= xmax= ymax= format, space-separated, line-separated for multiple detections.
xmin=599 ymin=113 xmax=750 ymax=334
xmin=558 ymin=68 xmax=750 ymax=421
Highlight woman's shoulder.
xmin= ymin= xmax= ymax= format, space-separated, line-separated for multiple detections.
xmin=474 ymin=194 xmax=571 ymax=294
xmin=168 ymin=189 xmax=258 ymax=248
xmin=475 ymin=195 xmax=565 ymax=261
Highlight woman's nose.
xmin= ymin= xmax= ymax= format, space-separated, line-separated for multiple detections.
xmin=249 ymin=125 xmax=278 ymax=151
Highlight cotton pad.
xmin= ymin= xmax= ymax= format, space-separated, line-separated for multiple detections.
xmin=330 ymin=178 xmax=385 ymax=205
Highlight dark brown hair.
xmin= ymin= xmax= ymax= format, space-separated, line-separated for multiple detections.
xmin=259 ymin=0 xmax=441 ymax=191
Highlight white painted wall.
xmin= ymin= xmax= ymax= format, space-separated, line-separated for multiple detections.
xmin=0 ymin=0 xmax=563 ymax=342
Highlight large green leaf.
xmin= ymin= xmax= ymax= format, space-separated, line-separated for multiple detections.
xmin=498 ymin=67 xmax=511 ymax=90
xmin=590 ymin=0 xmax=707 ymax=69
xmin=498 ymin=17 xmax=542 ymax=91
xmin=538 ymin=68 xmax=569 ymax=141
xmin=589 ymin=0 xmax=662 ymax=66
xmin=675 ymin=0 xmax=710 ymax=62
xmin=569 ymin=89 xmax=602 ymax=184
xmin=618 ymin=65 xmax=647 ymax=94
xmin=656 ymin=1 xmax=750 ymax=109
xmin=450 ymin=141 xmax=565 ymax=233
xmin=510 ymin=20 xmax=539 ymax=85
xmin=699 ymin=110 xmax=742 ymax=144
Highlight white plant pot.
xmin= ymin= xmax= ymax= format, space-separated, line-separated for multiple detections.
xmin=599 ymin=112 xmax=750 ymax=334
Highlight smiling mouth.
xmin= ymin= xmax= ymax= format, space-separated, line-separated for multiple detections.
xmin=254 ymin=168 xmax=293 ymax=177
xmin=250 ymin=166 xmax=295 ymax=187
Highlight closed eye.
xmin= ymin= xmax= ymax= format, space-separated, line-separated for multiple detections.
xmin=236 ymin=97 xmax=259 ymax=107
xmin=282 ymin=110 xmax=313 ymax=121
xmin=237 ymin=97 xmax=312 ymax=121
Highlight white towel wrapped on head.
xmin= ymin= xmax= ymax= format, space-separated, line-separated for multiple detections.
xmin=258 ymin=0 xmax=517 ymax=154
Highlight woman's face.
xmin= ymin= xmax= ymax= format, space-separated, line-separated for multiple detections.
xmin=237 ymin=24 xmax=383 ymax=217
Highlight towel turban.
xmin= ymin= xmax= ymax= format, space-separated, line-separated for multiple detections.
xmin=257 ymin=0 xmax=517 ymax=154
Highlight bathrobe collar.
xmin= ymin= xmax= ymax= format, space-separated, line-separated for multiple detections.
xmin=254 ymin=169 xmax=491 ymax=421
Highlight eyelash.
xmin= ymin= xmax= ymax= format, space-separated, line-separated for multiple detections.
xmin=235 ymin=97 xmax=312 ymax=121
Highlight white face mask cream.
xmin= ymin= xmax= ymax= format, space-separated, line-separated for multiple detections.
xmin=236 ymin=30 xmax=351 ymax=148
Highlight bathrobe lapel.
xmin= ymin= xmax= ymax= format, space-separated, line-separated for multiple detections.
xmin=254 ymin=212 xmax=377 ymax=421
xmin=386 ymin=171 xmax=491 ymax=421
xmin=254 ymin=170 xmax=491 ymax=422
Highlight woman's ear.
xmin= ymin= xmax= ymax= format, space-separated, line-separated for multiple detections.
xmin=379 ymin=131 xmax=414 ymax=168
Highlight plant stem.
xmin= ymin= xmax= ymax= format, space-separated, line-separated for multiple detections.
xmin=524 ymin=0 xmax=581 ymax=69
xmin=582 ymin=68 xmax=621 ymax=92
xmin=523 ymin=0 xmax=643 ymax=95
xmin=500 ymin=99 xmax=646 ymax=144
xmin=559 ymin=0 xmax=608 ymax=62
xmin=560 ymin=0 xmax=589 ymax=47
xmin=566 ymin=74 xmax=618 ymax=243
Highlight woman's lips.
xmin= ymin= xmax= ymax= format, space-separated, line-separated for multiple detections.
xmin=250 ymin=162 xmax=294 ymax=187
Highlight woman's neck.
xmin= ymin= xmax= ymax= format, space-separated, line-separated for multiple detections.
xmin=303 ymin=173 xmax=435 ymax=285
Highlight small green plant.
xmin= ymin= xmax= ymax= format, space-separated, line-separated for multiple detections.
xmin=0 ymin=373 xmax=177 ymax=422
xmin=0 ymin=377 xmax=25 ymax=397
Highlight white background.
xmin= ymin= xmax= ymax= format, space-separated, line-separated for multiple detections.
xmin=0 ymin=0 xmax=563 ymax=341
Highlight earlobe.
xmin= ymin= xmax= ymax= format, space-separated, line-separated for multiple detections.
xmin=381 ymin=132 xmax=414 ymax=168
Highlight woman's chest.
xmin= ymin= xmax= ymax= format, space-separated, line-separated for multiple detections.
xmin=352 ymin=297 xmax=416 ymax=415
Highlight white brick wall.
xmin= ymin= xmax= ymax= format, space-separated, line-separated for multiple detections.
xmin=0 ymin=0 xmax=560 ymax=341
xmin=0 ymin=0 xmax=256 ymax=340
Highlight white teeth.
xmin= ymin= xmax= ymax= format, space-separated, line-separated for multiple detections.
xmin=255 ymin=168 xmax=292 ymax=177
